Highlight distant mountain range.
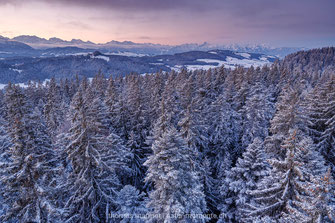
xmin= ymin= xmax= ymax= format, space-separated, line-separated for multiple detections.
xmin=0 ymin=49 xmax=277 ymax=84
xmin=0 ymin=35 xmax=310 ymax=84
xmin=0 ymin=35 xmax=303 ymax=58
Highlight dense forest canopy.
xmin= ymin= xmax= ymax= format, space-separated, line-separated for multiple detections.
xmin=0 ymin=47 xmax=334 ymax=222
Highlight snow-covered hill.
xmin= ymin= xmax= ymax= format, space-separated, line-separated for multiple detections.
xmin=153 ymin=50 xmax=276 ymax=71
xmin=0 ymin=49 xmax=277 ymax=84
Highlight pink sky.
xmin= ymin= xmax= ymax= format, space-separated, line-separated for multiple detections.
xmin=0 ymin=0 xmax=334 ymax=47
xmin=0 ymin=1 xmax=233 ymax=44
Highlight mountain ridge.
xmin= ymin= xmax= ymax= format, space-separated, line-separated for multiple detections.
xmin=1 ymin=35 xmax=303 ymax=58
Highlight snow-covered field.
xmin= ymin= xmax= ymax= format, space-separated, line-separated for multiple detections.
xmin=0 ymin=79 xmax=51 ymax=90
xmin=172 ymin=55 xmax=271 ymax=71
xmin=104 ymin=52 xmax=148 ymax=57
xmin=225 ymin=56 xmax=270 ymax=68
xmin=235 ymin=52 xmax=251 ymax=58
xmin=90 ymin=55 xmax=110 ymax=62
xmin=9 ymin=68 xmax=23 ymax=73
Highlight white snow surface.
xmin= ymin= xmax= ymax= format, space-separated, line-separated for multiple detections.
xmin=104 ymin=52 xmax=148 ymax=57
xmin=197 ymin=59 xmax=225 ymax=64
xmin=0 ymin=84 xmax=6 ymax=89
xmin=91 ymin=55 xmax=110 ymax=62
xmin=68 ymin=52 xmax=90 ymax=56
xmin=235 ymin=52 xmax=251 ymax=58
xmin=0 ymin=79 xmax=51 ymax=90
xmin=150 ymin=63 xmax=164 ymax=65
xmin=225 ymin=56 xmax=270 ymax=68
xmin=9 ymin=68 xmax=23 ymax=73
xmin=172 ymin=56 xmax=271 ymax=71
xmin=42 ymin=52 xmax=90 ymax=57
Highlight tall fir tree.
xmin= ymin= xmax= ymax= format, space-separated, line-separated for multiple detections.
xmin=219 ymin=138 xmax=269 ymax=222
xmin=0 ymin=84 xmax=56 ymax=222
xmin=44 ymin=77 xmax=64 ymax=140
xmin=63 ymin=82 xmax=129 ymax=222
xmin=265 ymin=85 xmax=305 ymax=159
xmin=317 ymin=77 xmax=335 ymax=168
xmin=301 ymin=168 xmax=335 ymax=222
xmin=241 ymin=82 xmax=274 ymax=149
xmin=0 ymin=117 xmax=12 ymax=218
xmin=245 ymin=130 xmax=323 ymax=222
xmin=144 ymin=127 xmax=208 ymax=223
xmin=206 ymin=92 xmax=241 ymax=214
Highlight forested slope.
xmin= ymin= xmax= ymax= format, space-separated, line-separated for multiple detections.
xmin=0 ymin=47 xmax=334 ymax=222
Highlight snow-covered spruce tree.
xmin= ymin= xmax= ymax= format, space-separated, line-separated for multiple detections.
xmin=265 ymin=85 xmax=305 ymax=159
xmin=252 ymin=216 xmax=277 ymax=223
xmin=178 ymin=97 xmax=208 ymax=160
xmin=207 ymin=92 xmax=241 ymax=165
xmin=317 ymin=77 xmax=335 ymax=168
xmin=213 ymin=66 xmax=227 ymax=96
xmin=143 ymin=96 xmax=175 ymax=192
xmin=0 ymin=84 xmax=56 ymax=222
xmin=144 ymin=127 xmax=208 ymax=223
xmin=205 ymin=92 xmax=241 ymax=214
xmin=177 ymin=70 xmax=194 ymax=111
xmin=90 ymin=82 xmax=132 ymax=184
xmin=111 ymin=87 xmax=129 ymax=140
xmin=125 ymin=75 xmax=151 ymax=190
xmin=44 ymin=77 xmax=64 ymax=140
xmin=200 ymin=156 xmax=219 ymax=217
xmin=231 ymin=72 xmax=251 ymax=112
xmin=0 ymin=90 xmax=7 ymax=118
xmin=294 ymin=136 xmax=328 ymax=179
xmin=301 ymin=168 xmax=335 ymax=222
xmin=240 ymin=82 xmax=274 ymax=149
xmin=26 ymin=106 xmax=60 ymax=199
xmin=219 ymin=137 xmax=269 ymax=222
xmin=59 ymin=78 xmax=71 ymax=104
xmin=144 ymin=71 xmax=165 ymax=128
xmin=0 ymin=117 xmax=12 ymax=218
xmin=178 ymin=97 xmax=213 ymax=217
xmin=200 ymin=68 xmax=218 ymax=106
xmin=114 ymin=185 xmax=148 ymax=223
xmin=245 ymin=130 xmax=316 ymax=222
xmin=0 ymin=117 xmax=11 ymax=163
xmin=90 ymin=72 xmax=107 ymax=99
xmin=106 ymin=132 xmax=133 ymax=185
xmin=105 ymin=76 xmax=119 ymax=131
xmin=303 ymin=81 xmax=331 ymax=145
xmin=63 ymin=83 xmax=128 ymax=222
xmin=159 ymin=73 xmax=180 ymax=128
xmin=299 ymin=77 xmax=335 ymax=171
xmin=146 ymin=97 xmax=172 ymax=147
xmin=24 ymin=80 xmax=46 ymax=109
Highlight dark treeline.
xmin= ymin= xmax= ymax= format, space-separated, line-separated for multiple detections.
xmin=0 ymin=47 xmax=335 ymax=222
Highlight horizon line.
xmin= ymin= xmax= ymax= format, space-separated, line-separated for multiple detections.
xmin=0 ymin=34 xmax=312 ymax=49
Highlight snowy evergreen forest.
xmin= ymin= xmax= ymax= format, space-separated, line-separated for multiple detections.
xmin=0 ymin=47 xmax=335 ymax=222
